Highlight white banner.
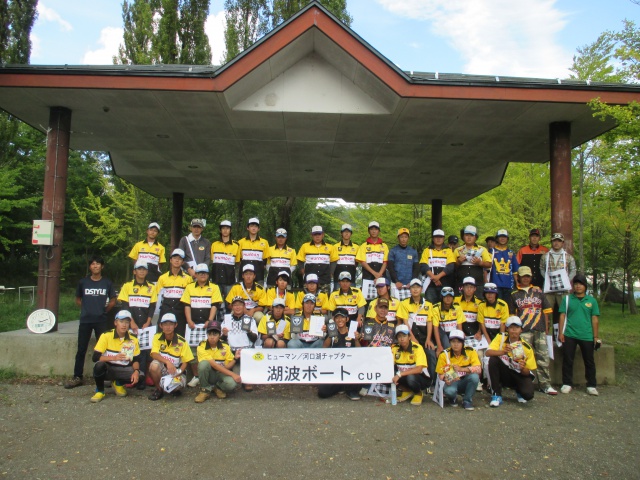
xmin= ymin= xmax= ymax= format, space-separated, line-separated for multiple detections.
xmin=240 ymin=347 xmax=394 ymax=384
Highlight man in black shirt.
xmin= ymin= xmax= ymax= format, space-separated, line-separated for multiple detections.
xmin=64 ymin=255 xmax=117 ymax=389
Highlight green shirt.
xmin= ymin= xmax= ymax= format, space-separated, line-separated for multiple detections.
xmin=559 ymin=293 xmax=600 ymax=341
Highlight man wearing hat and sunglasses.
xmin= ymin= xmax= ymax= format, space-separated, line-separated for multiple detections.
xmin=179 ymin=219 xmax=212 ymax=279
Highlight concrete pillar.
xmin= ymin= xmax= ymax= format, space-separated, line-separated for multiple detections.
xmin=171 ymin=192 xmax=184 ymax=251
xmin=37 ymin=107 xmax=72 ymax=330
xmin=549 ymin=122 xmax=573 ymax=253
xmin=431 ymin=199 xmax=442 ymax=233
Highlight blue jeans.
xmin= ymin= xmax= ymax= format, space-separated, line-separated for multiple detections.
xmin=288 ymin=338 xmax=324 ymax=348
xmin=443 ymin=373 xmax=479 ymax=403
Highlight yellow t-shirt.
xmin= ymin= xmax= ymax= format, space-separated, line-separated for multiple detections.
xmin=488 ymin=333 xmax=537 ymax=372
xmin=366 ymin=297 xmax=402 ymax=323
xmin=392 ymin=342 xmax=428 ymax=372
xmin=94 ymin=330 xmax=141 ymax=365
xmin=294 ymin=290 xmax=329 ymax=314
xmin=477 ymin=299 xmax=509 ymax=330
xmin=226 ymin=282 xmax=266 ymax=309
xmin=261 ymin=287 xmax=296 ymax=310
xmin=257 ymin=315 xmax=291 ymax=340
xmin=396 ymin=298 xmax=434 ymax=327
xmin=419 ymin=247 xmax=455 ymax=269
xmin=197 ymin=340 xmax=234 ymax=365
xmin=326 ymin=287 xmax=367 ymax=317
xmin=151 ymin=332 xmax=194 ymax=367
xmin=435 ymin=347 xmax=481 ymax=377
xmin=431 ymin=303 xmax=465 ymax=332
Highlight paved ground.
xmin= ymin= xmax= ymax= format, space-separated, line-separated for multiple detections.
xmin=0 ymin=373 xmax=637 ymax=479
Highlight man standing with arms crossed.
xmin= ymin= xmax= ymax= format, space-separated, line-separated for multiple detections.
xmin=65 ymin=255 xmax=117 ymax=389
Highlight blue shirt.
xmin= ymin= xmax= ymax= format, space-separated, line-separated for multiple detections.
xmin=490 ymin=247 xmax=519 ymax=289
xmin=388 ymin=245 xmax=418 ymax=285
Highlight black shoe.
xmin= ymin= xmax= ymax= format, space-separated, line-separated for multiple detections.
xmin=171 ymin=389 xmax=182 ymax=397
xmin=64 ymin=377 xmax=83 ymax=389
xmin=347 ymin=391 xmax=361 ymax=401
xmin=136 ymin=381 xmax=146 ymax=391
xmin=148 ymin=389 xmax=164 ymax=401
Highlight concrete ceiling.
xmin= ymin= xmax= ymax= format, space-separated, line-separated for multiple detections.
xmin=0 ymin=3 xmax=638 ymax=204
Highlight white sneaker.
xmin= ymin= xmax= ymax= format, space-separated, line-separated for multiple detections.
xmin=187 ymin=376 xmax=200 ymax=388
xmin=587 ymin=387 xmax=599 ymax=396
xmin=476 ymin=383 xmax=483 ymax=392
xmin=359 ymin=387 xmax=369 ymax=397
xmin=543 ymin=386 xmax=558 ymax=395
xmin=560 ymin=385 xmax=572 ymax=394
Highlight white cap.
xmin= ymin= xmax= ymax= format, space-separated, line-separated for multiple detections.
xmin=338 ymin=271 xmax=352 ymax=281
xmin=115 ymin=310 xmax=132 ymax=320
xmin=171 ymin=248 xmax=185 ymax=258
xmin=303 ymin=293 xmax=316 ymax=303
xmin=374 ymin=277 xmax=389 ymax=287
xmin=242 ymin=264 xmax=255 ymax=273
xmin=341 ymin=224 xmax=353 ymax=232
xmin=305 ymin=274 xmax=319 ymax=283
xmin=220 ymin=220 xmax=231 ymax=227
xmin=449 ymin=329 xmax=465 ymax=341
xmin=462 ymin=276 xmax=476 ymax=285
xmin=134 ymin=259 xmax=148 ymax=270
xmin=275 ymin=228 xmax=287 ymax=237
xmin=506 ymin=316 xmax=523 ymax=327
xmin=463 ymin=225 xmax=477 ymax=235
xmin=432 ymin=229 xmax=445 ymax=237
xmin=409 ymin=278 xmax=422 ymax=287
xmin=496 ymin=229 xmax=508 ymax=237
xmin=160 ymin=313 xmax=177 ymax=323
xmin=247 ymin=217 xmax=260 ymax=225
xmin=272 ymin=298 xmax=286 ymax=308
xmin=368 ymin=221 xmax=380 ymax=229
xmin=148 ymin=222 xmax=160 ymax=230
xmin=395 ymin=324 xmax=410 ymax=336
xmin=276 ymin=270 xmax=290 ymax=279
xmin=311 ymin=225 xmax=323 ymax=234
xmin=195 ymin=263 xmax=209 ymax=273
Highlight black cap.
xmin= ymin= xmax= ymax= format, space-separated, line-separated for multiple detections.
xmin=448 ymin=235 xmax=459 ymax=244
xmin=333 ymin=308 xmax=350 ymax=318
xmin=206 ymin=321 xmax=222 ymax=333
xmin=572 ymin=274 xmax=588 ymax=286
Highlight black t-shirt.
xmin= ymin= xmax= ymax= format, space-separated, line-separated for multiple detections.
xmin=76 ymin=276 xmax=116 ymax=324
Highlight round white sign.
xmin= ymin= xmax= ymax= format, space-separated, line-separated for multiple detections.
xmin=26 ymin=309 xmax=56 ymax=334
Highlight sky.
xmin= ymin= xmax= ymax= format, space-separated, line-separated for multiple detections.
xmin=30 ymin=0 xmax=639 ymax=79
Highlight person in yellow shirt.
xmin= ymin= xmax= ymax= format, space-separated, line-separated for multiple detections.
xmin=356 ymin=221 xmax=389 ymax=283
xmin=432 ymin=287 xmax=465 ymax=355
xmin=261 ymin=270 xmax=296 ymax=315
xmin=485 ymin=316 xmax=537 ymax=407
xmin=333 ymin=224 xmax=359 ymax=286
xmin=435 ymin=329 xmax=481 ymax=410
xmin=477 ymin=283 xmax=508 ymax=342
xmin=297 ymin=225 xmax=338 ymax=292
xmin=236 ymin=217 xmax=270 ymax=284
xmin=288 ymin=294 xmax=325 ymax=348
xmin=454 ymin=225 xmax=492 ymax=298
xmin=266 ymin=228 xmax=297 ymax=288
xmin=210 ymin=220 xmax=239 ymax=298
xmin=326 ymin=271 xmax=366 ymax=327
xmin=257 ymin=298 xmax=291 ymax=348
xmin=366 ymin=277 xmax=401 ymax=323
xmin=226 ymin=264 xmax=266 ymax=322
xmin=194 ymin=321 xmax=240 ymax=403
xmin=90 ymin=310 xmax=141 ymax=403
xmin=392 ymin=324 xmax=428 ymax=406
xmin=294 ymin=274 xmax=328 ymax=315
xmin=128 ymin=222 xmax=166 ymax=283
xmin=156 ymin=248 xmax=193 ymax=337
xmin=420 ymin=229 xmax=456 ymax=304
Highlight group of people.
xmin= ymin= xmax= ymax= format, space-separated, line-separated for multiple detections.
xmin=65 ymin=218 xmax=601 ymax=410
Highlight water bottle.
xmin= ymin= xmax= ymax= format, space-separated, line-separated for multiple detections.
xmin=390 ymin=383 xmax=397 ymax=405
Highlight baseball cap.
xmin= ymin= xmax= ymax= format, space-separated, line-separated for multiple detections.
xmin=432 ymin=229 xmax=445 ymax=237
xmin=463 ymin=225 xmax=477 ymax=236
xmin=462 ymin=276 xmax=476 ymax=285
xmin=115 ymin=310 xmax=132 ymax=321
xmin=191 ymin=218 xmax=205 ymax=227
xmin=302 ymin=293 xmax=316 ymax=304
xmin=448 ymin=235 xmax=459 ymax=244
xmin=220 ymin=220 xmax=231 ymax=227
xmin=170 ymin=248 xmax=185 ymax=258
xmin=272 ymin=298 xmax=286 ymax=308
xmin=275 ymin=228 xmax=287 ymax=237
xmin=134 ymin=259 xmax=148 ymax=270
xmin=529 ymin=228 xmax=541 ymax=236
xmin=395 ymin=324 xmax=410 ymax=337
xmin=206 ymin=321 xmax=222 ymax=332
xmin=160 ymin=313 xmax=177 ymax=324
xmin=518 ymin=266 xmax=532 ymax=277
xmin=231 ymin=296 xmax=245 ymax=304
xmin=242 ymin=264 xmax=255 ymax=273
xmin=449 ymin=329 xmax=465 ymax=341
xmin=247 ymin=217 xmax=260 ymax=226
xmin=195 ymin=263 xmax=209 ymax=273
xmin=551 ymin=233 xmax=565 ymax=241
xmin=341 ymin=224 xmax=353 ymax=232
xmin=483 ymin=282 xmax=498 ymax=294
xmin=377 ymin=298 xmax=390 ymax=307
xmin=572 ymin=274 xmax=588 ymax=286
xmin=148 ymin=222 xmax=160 ymax=231
xmin=333 ymin=308 xmax=350 ymax=318
xmin=338 ymin=271 xmax=352 ymax=281
xmin=311 ymin=226 xmax=323 ymax=234
xmin=506 ymin=316 xmax=523 ymax=327
xmin=441 ymin=287 xmax=455 ymax=297
xmin=276 ymin=270 xmax=290 ymax=279
xmin=496 ymin=229 xmax=508 ymax=237
xmin=374 ymin=277 xmax=389 ymax=287
xmin=368 ymin=221 xmax=380 ymax=229
xmin=305 ymin=274 xmax=319 ymax=284
xmin=409 ymin=278 xmax=422 ymax=287
xmin=397 ymin=228 xmax=410 ymax=236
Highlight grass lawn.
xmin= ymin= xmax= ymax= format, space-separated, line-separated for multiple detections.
xmin=598 ymin=303 xmax=640 ymax=369
xmin=0 ymin=290 xmax=79 ymax=333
